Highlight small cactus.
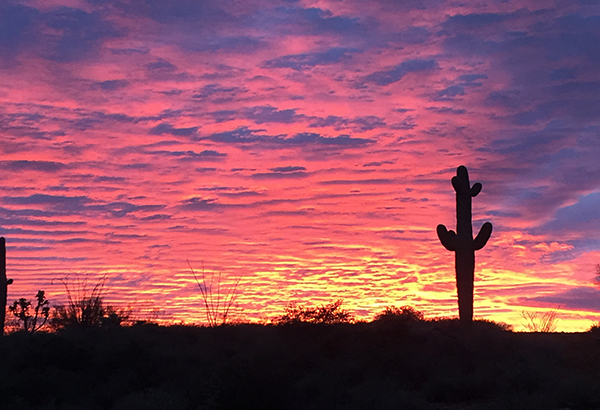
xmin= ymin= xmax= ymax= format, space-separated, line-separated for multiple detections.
xmin=437 ymin=166 xmax=492 ymax=323
xmin=1 ymin=237 xmax=14 ymax=335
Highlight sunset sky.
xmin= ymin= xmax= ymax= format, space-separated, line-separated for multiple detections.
xmin=1 ymin=0 xmax=600 ymax=331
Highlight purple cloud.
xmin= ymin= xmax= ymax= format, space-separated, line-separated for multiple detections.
xmin=0 ymin=160 xmax=66 ymax=173
xmin=149 ymin=123 xmax=199 ymax=136
xmin=263 ymin=47 xmax=359 ymax=71
xmin=362 ymin=59 xmax=437 ymax=85
xmin=522 ymin=287 xmax=600 ymax=312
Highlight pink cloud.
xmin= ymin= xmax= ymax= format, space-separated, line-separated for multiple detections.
xmin=1 ymin=0 xmax=599 ymax=331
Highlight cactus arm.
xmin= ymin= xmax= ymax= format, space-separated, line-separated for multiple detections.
xmin=470 ymin=183 xmax=482 ymax=197
xmin=436 ymin=224 xmax=457 ymax=251
xmin=473 ymin=222 xmax=493 ymax=251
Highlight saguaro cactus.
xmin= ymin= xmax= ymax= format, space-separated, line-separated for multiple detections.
xmin=437 ymin=166 xmax=492 ymax=323
xmin=1 ymin=237 xmax=14 ymax=335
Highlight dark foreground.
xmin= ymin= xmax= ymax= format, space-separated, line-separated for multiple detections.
xmin=2 ymin=320 xmax=600 ymax=410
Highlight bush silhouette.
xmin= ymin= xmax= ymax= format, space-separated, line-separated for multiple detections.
xmin=273 ymin=299 xmax=354 ymax=325
xmin=374 ymin=305 xmax=424 ymax=322
xmin=521 ymin=308 xmax=559 ymax=332
xmin=51 ymin=274 xmax=129 ymax=329
xmin=9 ymin=290 xmax=50 ymax=333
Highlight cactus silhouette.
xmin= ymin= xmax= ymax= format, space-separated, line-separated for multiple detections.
xmin=437 ymin=166 xmax=492 ymax=323
xmin=1 ymin=237 xmax=14 ymax=335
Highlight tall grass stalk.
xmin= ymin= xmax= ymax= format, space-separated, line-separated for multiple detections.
xmin=521 ymin=307 xmax=560 ymax=332
xmin=188 ymin=261 xmax=241 ymax=327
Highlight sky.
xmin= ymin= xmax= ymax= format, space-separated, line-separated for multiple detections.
xmin=1 ymin=0 xmax=600 ymax=331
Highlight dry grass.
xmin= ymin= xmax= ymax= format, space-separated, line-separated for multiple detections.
xmin=520 ymin=307 xmax=560 ymax=332
xmin=188 ymin=261 xmax=241 ymax=327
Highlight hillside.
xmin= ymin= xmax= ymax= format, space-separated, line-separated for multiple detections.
xmin=2 ymin=320 xmax=600 ymax=410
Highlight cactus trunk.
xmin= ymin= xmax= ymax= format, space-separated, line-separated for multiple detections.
xmin=1 ymin=237 xmax=8 ymax=335
xmin=1 ymin=237 xmax=13 ymax=335
xmin=437 ymin=166 xmax=492 ymax=323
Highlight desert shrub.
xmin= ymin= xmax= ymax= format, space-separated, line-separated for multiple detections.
xmin=273 ymin=299 xmax=354 ymax=325
xmin=52 ymin=304 xmax=130 ymax=329
xmin=588 ymin=322 xmax=600 ymax=333
xmin=188 ymin=261 xmax=241 ymax=327
xmin=51 ymin=274 xmax=129 ymax=329
xmin=521 ymin=308 xmax=560 ymax=332
xmin=373 ymin=305 xmax=424 ymax=322
xmin=8 ymin=290 xmax=50 ymax=333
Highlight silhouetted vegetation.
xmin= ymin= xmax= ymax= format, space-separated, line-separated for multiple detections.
xmin=374 ymin=305 xmax=424 ymax=322
xmin=189 ymin=261 xmax=241 ymax=327
xmin=50 ymin=274 xmax=129 ymax=330
xmin=521 ymin=307 xmax=560 ymax=332
xmin=273 ymin=299 xmax=354 ymax=325
xmin=437 ymin=166 xmax=493 ymax=323
xmin=0 ymin=237 xmax=13 ymax=335
xmin=3 ymin=315 xmax=600 ymax=410
xmin=9 ymin=290 xmax=50 ymax=333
